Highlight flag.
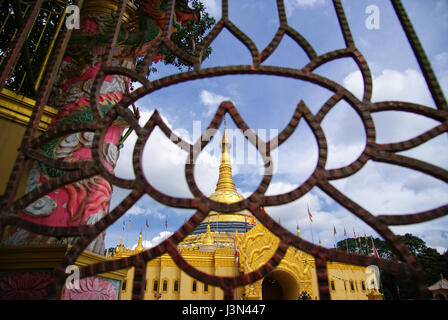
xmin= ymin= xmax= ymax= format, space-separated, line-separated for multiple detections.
xmin=146 ymin=219 xmax=149 ymax=229
xmin=371 ymin=237 xmax=379 ymax=258
xmin=165 ymin=217 xmax=168 ymax=230
xmin=122 ymin=221 xmax=125 ymax=231
xmin=333 ymin=225 xmax=337 ymax=236
xmin=319 ymin=238 xmax=322 ymax=246
xmin=353 ymin=229 xmax=357 ymax=240
xmin=344 ymin=227 xmax=347 ymax=237
xmin=128 ymin=216 xmax=131 ymax=229
xmin=307 ymin=206 xmax=313 ymax=223
xmin=249 ymin=216 xmax=255 ymax=225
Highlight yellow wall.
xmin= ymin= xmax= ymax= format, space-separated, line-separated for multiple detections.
xmin=327 ymin=262 xmax=376 ymax=300
xmin=0 ymin=117 xmax=30 ymax=196
xmin=0 ymin=89 xmax=57 ymax=197
xmin=128 ymin=251 xmax=241 ymax=300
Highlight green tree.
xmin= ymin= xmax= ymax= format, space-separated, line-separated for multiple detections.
xmin=163 ymin=0 xmax=215 ymax=70
xmin=338 ymin=233 xmax=447 ymax=299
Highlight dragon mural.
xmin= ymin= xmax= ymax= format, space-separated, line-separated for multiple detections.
xmin=1 ymin=0 xmax=202 ymax=254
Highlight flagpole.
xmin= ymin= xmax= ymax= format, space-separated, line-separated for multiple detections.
xmin=333 ymin=225 xmax=337 ymax=249
xmin=145 ymin=218 xmax=149 ymax=248
xmin=363 ymin=232 xmax=368 ymax=255
xmin=344 ymin=227 xmax=349 ymax=252
xmin=165 ymin=216 xmax=168 ymax=241
xmin=309 ymin=218 xmax=314 ymax=244
xmin=307 ymin=205 xmax=314 ymax=244
xmin=333 ymin=226 xmax=337 ymax=249
xmin=126 ymin=216 xmax=130 ymax=248
xmin=353 ymin=228 xmax=360 ymax=254
xmin=368 ymin=235 xmax=383 ymax=293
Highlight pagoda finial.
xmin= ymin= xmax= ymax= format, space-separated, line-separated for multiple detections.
xmin=297 ymin=224 xmax=301 ymax=238
xmin=135 ymin=232 xmax=144 ymax=252
xmin=203 ymin=222 xmax=214 ymax=246
xmin=215 ymin=123 xmax=237 ymax=193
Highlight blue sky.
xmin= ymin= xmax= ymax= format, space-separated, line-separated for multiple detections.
xmin=104 ymin=0 xmax=448 ymax=254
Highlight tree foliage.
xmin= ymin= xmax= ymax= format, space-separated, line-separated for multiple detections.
xmin=337 ymin=233 xmax=448 ymax=299
xmin=164 ymin=0 xmax=215 ymax=70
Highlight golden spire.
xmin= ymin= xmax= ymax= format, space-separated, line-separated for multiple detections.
xmin=135 ymin=232 xmax=144 ymax=252
xmin=297 ymin=225 xmax=301 ymax=238
xmin=203 ymin=223 xmax=214 ymax=246
xmin=115 ymin=236 xmax=122 ymax=255
xmin=215 ymin=129 xmax=237 ymax=193
xmin=208 ymin=123 xmax=245 ymax=204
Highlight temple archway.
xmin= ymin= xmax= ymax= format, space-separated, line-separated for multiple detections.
xmin=261 ymin=269 xmax=299 ymax=300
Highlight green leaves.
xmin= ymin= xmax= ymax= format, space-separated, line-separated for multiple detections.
xmin=164 ymin=0 xmax=216 ymax=71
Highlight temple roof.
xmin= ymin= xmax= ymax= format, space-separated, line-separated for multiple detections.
xmin=428 ymin=275 xmax=448 ymax=291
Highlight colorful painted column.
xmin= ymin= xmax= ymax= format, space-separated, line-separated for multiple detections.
xmin=1 ymin=0 xmax=199 ymax=255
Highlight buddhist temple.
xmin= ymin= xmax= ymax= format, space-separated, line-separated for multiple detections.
xmin=110 ymin=129 xmax=383 ymax=300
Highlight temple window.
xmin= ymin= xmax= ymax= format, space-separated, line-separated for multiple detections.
xmin=192 ymin=280 xmax=197 ymax=293
xmin=162 ymin=279 xmax=168 ymax=292
xmin=153 ymin=279 xmax=159 ymax=292
xmin=173 ymin=280 xmax=179 ymax=292
xmin=350 ymin=280 xmax=355 ymax=291
xmin=330 ymin=280 xmax=335 ymax=291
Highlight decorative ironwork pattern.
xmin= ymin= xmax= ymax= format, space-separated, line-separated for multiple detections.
xmin=0 ymin=0 xmax=447 ymax=300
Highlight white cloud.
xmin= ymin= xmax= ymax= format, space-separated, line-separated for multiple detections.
xmin=343 ymin=68 xmax=434 ymax=106
xmin=200 ymin=89 xmax=230 ymax=116
xmin=286 ymin=0 xmax=324 ymax=9
xmin=285 ymin=0 xmax=325 ymax=16
xmin=202 ymin=0 xmax=221 ymax=18
xmin=125 ymin=205 xmax=149 ymax=216
xmin=131 ymin=231 xmax=173 ymax=249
